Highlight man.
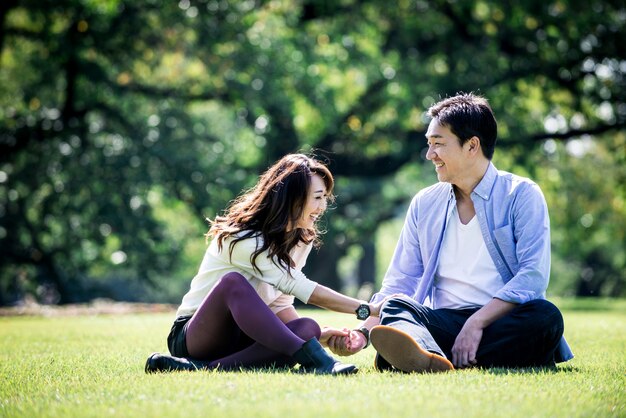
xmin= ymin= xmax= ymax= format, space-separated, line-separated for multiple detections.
xmin=329 ymin=93 xmax=573 ymax=371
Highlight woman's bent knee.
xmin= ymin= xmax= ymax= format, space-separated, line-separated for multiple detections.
xmin=220 ymin=272 xmax=248 ymax=284
xmin=217 ymin=272 xmax=249 ymax=289
xmin=287 ymin=317 xmax=321 ymax=341
xmin=214 ymin=272 xmax=254 ymax=299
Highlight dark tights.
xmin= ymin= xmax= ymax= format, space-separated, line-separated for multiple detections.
xmin=185 ymin=272 xmax=320 ymax=370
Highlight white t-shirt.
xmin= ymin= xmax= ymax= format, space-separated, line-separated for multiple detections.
xmin=434 ymin=207 xmax=503 ymax=309
xmin=176 ymin=233 xmax=318 ymax=317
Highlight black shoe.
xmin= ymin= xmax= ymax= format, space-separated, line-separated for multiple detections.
xmin=145 ymin=352 xmax=209 ymax=373
xmin=374 ymin=353 xmax=396 ymax=372
xmin=292 ymin=338 xmax=358 ymax=375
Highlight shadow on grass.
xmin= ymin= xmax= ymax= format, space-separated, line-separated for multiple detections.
xmin=154 ymin=364 xmax=322 ymax=374
xmin=146 ymin=365 xmax=581 ymax=376
xmin=485 ymin=364 xmax=579 ymax=375
xmin=223 ymin=365 xmax=361 ymax=375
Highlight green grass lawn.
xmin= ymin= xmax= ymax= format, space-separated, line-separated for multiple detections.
xmin=1 ymin=299 xmax=624 ymax=418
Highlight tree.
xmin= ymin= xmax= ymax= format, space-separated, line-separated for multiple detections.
xmin=1 ymin=0 xmax=624 ymax=304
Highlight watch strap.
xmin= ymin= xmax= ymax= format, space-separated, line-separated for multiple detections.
xmin=354 ymin=326 xmax=370 ymax=349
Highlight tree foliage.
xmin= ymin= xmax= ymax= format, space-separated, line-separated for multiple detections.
xmin=1 ymin=0 xmax=624 ymax=304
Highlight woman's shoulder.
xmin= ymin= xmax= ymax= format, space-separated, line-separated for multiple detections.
xmin=220 ymin=230 xmax=263 ymax=250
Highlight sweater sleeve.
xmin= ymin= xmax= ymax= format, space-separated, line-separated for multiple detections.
xmin=269 ymin=293 xmax=296 ymax=314
xmin=225 ymin=236 xmax=318 ymax=303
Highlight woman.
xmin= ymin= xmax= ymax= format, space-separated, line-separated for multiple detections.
xmin=145 ymin=154 xmax=379 ymax=375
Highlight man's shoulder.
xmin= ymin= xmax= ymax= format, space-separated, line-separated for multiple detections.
xmin=494 ymin=168 xmax=539 ymax=190
xmin=415 ymin=181 xmax=451 ymax=200
xmin=407 ymin=182 xmax=452 ymax=218
xmin=491 ymin=168 xmax=546 ymax=207
xmin=495 ymin=168 xmax=531 ymax=182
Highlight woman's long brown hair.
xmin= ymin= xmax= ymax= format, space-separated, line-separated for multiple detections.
xmin=207 ymin=154 xmax=334 ymax=273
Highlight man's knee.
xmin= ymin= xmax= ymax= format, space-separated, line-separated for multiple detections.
xmin=516 ymin=299 xmax=564 ymax=335
xmin=381 ymin=295 xmax=412 ymax=315
xmin=523 ymin=299 xmax=562 ymax=319
xmin=380 ymin=296 xmax=428 ymax=322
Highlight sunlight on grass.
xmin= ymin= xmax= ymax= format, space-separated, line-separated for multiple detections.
xmin=0 ymin=299 xmax=624 ymax=418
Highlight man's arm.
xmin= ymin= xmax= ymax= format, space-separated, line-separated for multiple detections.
xmin=493 ymin=183 xmax=551 ymax=303
xmin=370 ymin=195 xmax=425 ymax=304
xmin=328 ymin=196 xmax=427 ymax=356
xmin=451 ymin=298 xmax=516 ymax=368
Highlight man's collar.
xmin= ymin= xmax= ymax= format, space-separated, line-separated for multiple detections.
xmin=472 ymin=162 xmax=497 ymax=200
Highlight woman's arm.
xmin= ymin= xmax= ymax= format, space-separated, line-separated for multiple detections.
xmin=225 ymin=236 xmax=380 ymax=317
xmin=226 ymin=236 xmax=318 ymax=303
xmin=275 ymin=306 xmax=299 ymax=323
xmin=307 ymin=284 xmax=380 ymax=317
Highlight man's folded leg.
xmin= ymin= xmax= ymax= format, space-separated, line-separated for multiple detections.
xmin=370 ymin=325 xmax=454 ymax=373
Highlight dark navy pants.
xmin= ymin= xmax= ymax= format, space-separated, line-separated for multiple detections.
xmin=379 ymin=296 xmax=564 ymax=368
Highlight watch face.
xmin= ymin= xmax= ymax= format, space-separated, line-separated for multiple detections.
xmin=356 ymin=305 xmax=369 ymax=319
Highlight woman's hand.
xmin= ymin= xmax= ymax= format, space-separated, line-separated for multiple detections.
xmin=319 ymin=326 xmax=350 ymax=347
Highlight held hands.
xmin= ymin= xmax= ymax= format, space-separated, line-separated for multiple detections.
xmin=326 ymin=329 xmax=368 ymax=357
xmin=319 ymin=326 xmax=350 ymax=348
xmin=325 ymin=293 xmax=402 ymax=356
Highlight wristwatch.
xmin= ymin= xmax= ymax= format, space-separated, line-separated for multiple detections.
xmin=354 ymin=326 xmax=370 ymax=349
xmin=355 ymin=303 xmax=371 ymax=320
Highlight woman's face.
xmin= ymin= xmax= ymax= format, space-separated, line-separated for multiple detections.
xmin=295 ymin=174 xmax=328 ymax=230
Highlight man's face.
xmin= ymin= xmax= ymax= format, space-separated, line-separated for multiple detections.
xmin=425 ymin=119 xmax=471 ymax=185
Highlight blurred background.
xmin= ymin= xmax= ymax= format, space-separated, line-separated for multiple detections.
xmin=0 ymin=0 xmax=624 ymax=306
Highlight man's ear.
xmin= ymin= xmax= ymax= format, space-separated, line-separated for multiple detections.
xmin=468 ymin=136 xmax=481 ymax=154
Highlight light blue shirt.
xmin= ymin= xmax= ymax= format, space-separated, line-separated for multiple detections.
xmin=371 ymin=163 xmax=573 ymax=362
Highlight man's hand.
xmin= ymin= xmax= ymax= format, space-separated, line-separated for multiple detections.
xmin=450 ymin=298 xmax=517 ymax=368
xmin=451 ymin=320 xmax=483 ymax=368
xmin=327 ymin=329 xmax=367 ymax=356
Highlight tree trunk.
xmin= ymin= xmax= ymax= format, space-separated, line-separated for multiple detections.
xmin=304 ymin=242 xmax=343 ymax=292
xmin=357 ymin=241 xmax=376 ymax=286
